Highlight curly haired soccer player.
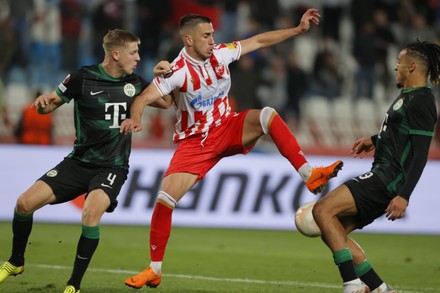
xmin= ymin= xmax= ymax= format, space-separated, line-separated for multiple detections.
xmin=313 ymin=40 xmax=440 ymax=293
xmin=120 ymin=8 xmax=343 ymax=289
xmin=0 ymin=29 xmax=171 ymax=293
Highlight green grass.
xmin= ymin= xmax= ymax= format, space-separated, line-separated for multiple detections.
xmin=0 ymin=222 xmax=439 ymax=293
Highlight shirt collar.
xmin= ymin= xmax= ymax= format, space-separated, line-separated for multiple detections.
xmin=181 ymin=48 xmax=210 ymax=67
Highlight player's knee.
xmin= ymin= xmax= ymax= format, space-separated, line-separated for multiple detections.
xmin=311 ymin=200 xmax=325 ymax=224
xmin=259 ymin=106 xmax=277 ymax=134
xmin=15 ymin=197 xmax=34 ymax=215
xmin=82 ymin=206 xmax=105 ymax=226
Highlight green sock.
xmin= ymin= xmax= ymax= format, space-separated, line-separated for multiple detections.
xmin=356 ymin=260 xmax=383 ymax=290
xmin=67 ymin=225 xmax=100 ymax=289
xmin=9 ymin=210 xmax=33 ymax=266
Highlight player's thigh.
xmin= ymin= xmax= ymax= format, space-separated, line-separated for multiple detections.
xmin=314 ymin=184 xmax=358 ymax=218
xmin=161 ymin=172 xmax=198 ymax=202
xmin=16 ymin=180 xmax=57 ymax=214
xmin=242 ymin=109 xmax=265 ymax=147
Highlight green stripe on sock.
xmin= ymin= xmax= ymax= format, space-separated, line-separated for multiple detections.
xmin=333 ymin=248 xmax=352 ymax=265
xmin=14 ymin=210 xmax=33 ymax=222
xmin=81 ymin=225 xmax=100 ymax=239
xmin=356 ymin=260 xmax=373 ymax=277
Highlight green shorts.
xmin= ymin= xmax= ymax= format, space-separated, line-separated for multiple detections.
xmin=344 ymin=171 xmax=395 ymax=229
xmin=38 ymin=158 xmax=128 ymax=212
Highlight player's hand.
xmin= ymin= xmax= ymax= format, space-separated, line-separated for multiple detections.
xmin=120 ymin=118 xmax=143 ymax=134
xmin=385 ymin=196 xmax=408 ymax=221
xmin=153 ymin=60 xmax=172 ymax=77
xmin=298 ymin=8 xmax=320 ymax=33
xmin=351 ymin=136 xmax=375 ymax=158
xmin=32 ymin=94 xmax=56 ymax=108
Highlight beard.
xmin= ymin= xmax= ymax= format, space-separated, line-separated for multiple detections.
xmin=396 ymin=82 xmax=403 ymax=89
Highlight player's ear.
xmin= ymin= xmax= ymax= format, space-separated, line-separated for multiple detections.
xmin=185 ymin=34 xmax=193 ymax=47
xmin=409 ymin=62 xmax=416 ymax=73
xmin=111 ymin=50 xmax=119 ymax=61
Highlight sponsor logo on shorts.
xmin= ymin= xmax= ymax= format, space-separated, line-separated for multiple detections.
xmin=46 ymin=169 xmax=58 ymax=177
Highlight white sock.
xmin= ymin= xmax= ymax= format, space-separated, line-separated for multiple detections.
xmin=343 ymin=278 xmax=362 ymax=285
xmin=150 ymin=261 xmax=162 ymax=274
xmin=298 ymin=163 xmax=312 ymax=182
xmin=376 ymin=283 xmax=388 ymax=291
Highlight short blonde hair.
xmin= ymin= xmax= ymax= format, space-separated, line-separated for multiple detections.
xmin=102 ymin=29 xmax=140 ymax=52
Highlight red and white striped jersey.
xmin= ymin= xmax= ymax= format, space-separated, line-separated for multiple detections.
xmin=153 ymin=42 xmax=242 ymax=142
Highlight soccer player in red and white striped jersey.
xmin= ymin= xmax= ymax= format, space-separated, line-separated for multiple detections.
xmin=121 ymin=8 xmax=343 ymax=289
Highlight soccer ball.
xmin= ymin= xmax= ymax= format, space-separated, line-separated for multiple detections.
xmin=294 ymin=202 xmax=321 ymax=238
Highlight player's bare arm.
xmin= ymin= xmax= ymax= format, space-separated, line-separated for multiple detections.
xmin=150 ymin=94 xmax=173 ymax=109
xmin=33 ymin=91 xmax=64 ymax=114
xmin=240 ymin=8 xmax=320 ymax=56
xmin=120 ymin=84 xmax=164 ymax=134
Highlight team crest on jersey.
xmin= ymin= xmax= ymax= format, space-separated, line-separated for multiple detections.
xmin=214 ymin=63 xmax=225 ymax=77
xmin=124 ymin=83 xmax=136 ymax=97
xmin=393 ymin=98 xmax=403 ymax=110
xmin=46 ymin=169 xmax=58 ymax=177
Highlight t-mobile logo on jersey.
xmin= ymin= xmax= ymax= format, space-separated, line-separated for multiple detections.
xmin=105 ymin=102 xmax=127 ymax=128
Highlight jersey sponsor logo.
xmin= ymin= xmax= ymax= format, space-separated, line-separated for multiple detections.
xmin=190 ymin=91 xmax=224 ymax=110
xmin=393 ymin=98 xmax=403 ymax=110
xmin=90 ymin=90 xmax=104 ymax=96
xmin=46 ymin=169 xmax=58 ymax=177
xmin=105 ymin=102 xmax=127 ymax=128
xmin=124 ymin=83 xmax=136 ymax=97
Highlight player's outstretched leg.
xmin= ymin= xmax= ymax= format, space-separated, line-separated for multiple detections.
xmin=306 ymin=160 xmax=343 ymax=194
xmin=125 ymin=266 xmax=162 ymax=289
xmin=260 ymin=107 xmax=343 ymax=194
xmin=0 ymin=262 xmax=25 ymax=284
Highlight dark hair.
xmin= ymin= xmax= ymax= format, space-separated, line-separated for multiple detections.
xmin=405 ymin=39 xmax=440 ymax=85
xmin=179 ymin=14 xmax=212 ymax=31
xmin=102 ymin=29 xmax=140 ymax=52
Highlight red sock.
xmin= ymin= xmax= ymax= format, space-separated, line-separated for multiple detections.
xmin=150 ymin=202 xmax=173 ymax=261
xmin=269 ymin=114 xmax=307 ymax=170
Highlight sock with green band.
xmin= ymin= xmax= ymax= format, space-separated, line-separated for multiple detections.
xmin=356 ymin=260 xmax=383 ymax=291
xmin=67 ymin=225 xmax=100 ymax=289
xmin=333 ymin=248 xmax=357 ymax=282
xmin=9 ymin=210 xmax=34 ymax=266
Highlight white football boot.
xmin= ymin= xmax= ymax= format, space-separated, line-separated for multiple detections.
xmin=342 ymin=279 xmax=370 ymax=293
xmin=370 ymin=283 xmax=397 ymax=293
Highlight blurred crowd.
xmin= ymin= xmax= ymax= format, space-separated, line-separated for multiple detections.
xmin=0 ymin=0 xmax=440 ymax=152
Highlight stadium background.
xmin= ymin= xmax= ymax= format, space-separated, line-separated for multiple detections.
xmin=0 ymin=0 xmax=440 ymax=233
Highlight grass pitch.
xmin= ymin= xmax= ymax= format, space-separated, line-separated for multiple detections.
xmin=0 ymin=222 xmax=439 ymax=293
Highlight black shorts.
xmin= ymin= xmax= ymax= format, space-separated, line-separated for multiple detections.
xmin=38 ymin=158 xmax=128 ymax=212
xmin=344 ymin=171 xmax=395 ymax=229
